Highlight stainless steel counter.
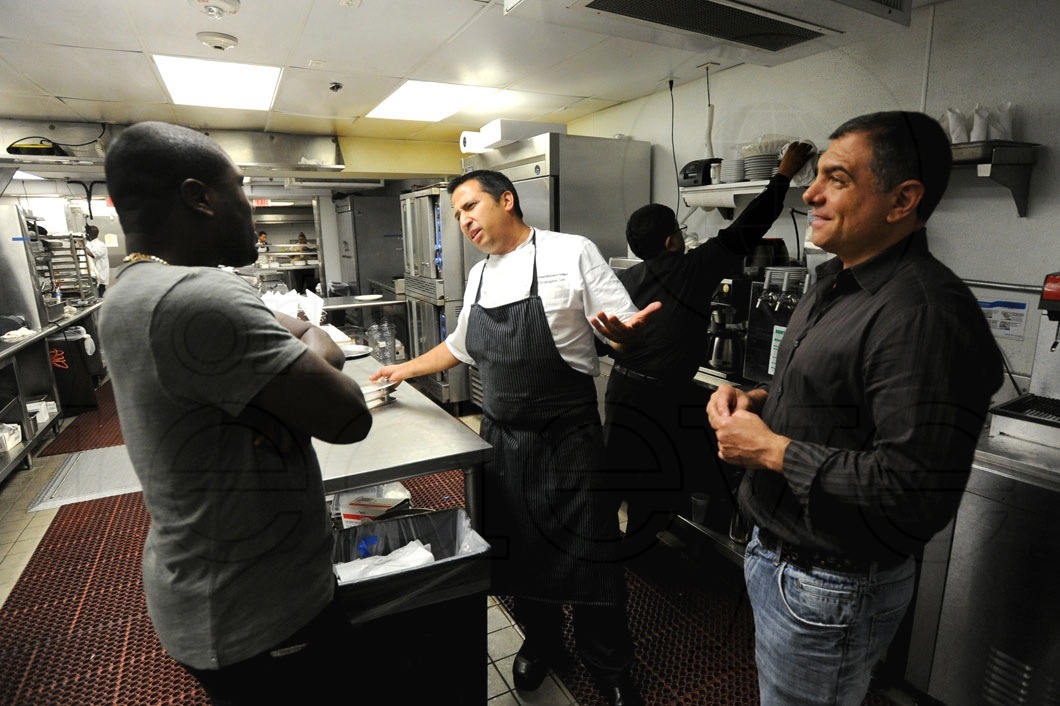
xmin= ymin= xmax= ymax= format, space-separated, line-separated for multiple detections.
xmin=313 ymin=355 xmax=492 ymax=528
xmin=0 ymin=301 xmax=102 ymax=362
xmin=973 ymin=429 xmax=1060 ymax=492
xmin=320 ymin=295 xmax=405 ymax=311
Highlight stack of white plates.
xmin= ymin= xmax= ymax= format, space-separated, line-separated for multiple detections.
xmin=744 ymin=154 xmax=778 ymax=181
xmin=719 ymin=158 xmax=745 ymax=183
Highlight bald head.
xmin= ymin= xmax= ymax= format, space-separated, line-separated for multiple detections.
xmin=104 ymin=121 xmax=256 ymax=267
xmin=105 ymin=122 xmax=236 ymax=233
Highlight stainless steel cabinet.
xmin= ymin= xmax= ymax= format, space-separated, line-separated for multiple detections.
xmin=925 ymin=459 xmax=1060 ymax=705
xmin=400 ymin=185 xmax=472 ymax=406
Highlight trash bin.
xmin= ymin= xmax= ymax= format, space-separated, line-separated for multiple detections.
xmin=332 ymin=508 xmax=489 ymax=704
xmin=47 ymin=326 xmax=102 ymax=412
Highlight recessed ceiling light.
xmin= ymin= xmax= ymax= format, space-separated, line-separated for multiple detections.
xmin=154 ymin=55 xmax=281 ymax=111
xmin=367 ymin=80 xmax=499 ymax=122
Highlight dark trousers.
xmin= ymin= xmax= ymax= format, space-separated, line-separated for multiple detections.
xmin=179 ymin=592 xmax=373 ymax=706
xmin=603 ymin=374 xmax=719 ymax=556
xmin=516 ymin=598 xmax=634 ymax=687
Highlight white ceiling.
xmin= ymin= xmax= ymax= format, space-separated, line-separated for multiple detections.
xmin=0 ymin=0 xmax=723 ymax=143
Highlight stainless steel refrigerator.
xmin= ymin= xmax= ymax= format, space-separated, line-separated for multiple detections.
xmin=462 ymin=132 xmax=652 ymax=405
xmin=464 ymin=132 xmax=651 ymax=262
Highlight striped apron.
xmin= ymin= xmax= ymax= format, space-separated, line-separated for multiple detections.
xmin=465 ymin=232 xmax=625 ymax=605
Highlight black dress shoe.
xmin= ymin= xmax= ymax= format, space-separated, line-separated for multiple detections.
xmin=512 ymin=651 xmax=549 ymax=691
xmin=606 ymin=680 xmax=645 ymax=706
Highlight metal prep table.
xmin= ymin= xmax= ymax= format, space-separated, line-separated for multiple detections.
xmin=314 ymin=355 xmax=492 ymax=704
xmin=313 ymin=355 xmax=492 ymax=529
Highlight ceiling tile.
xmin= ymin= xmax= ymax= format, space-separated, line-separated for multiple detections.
xmin=0 ymin=41 xmax=166 ymax=102
xmin=272 ymin=67 xmax=401 ymax=119
xmin=171 ymin=106 xmax=268 ymax=132
xmin=0 ymin=0 xmax=140 ymax=51
xmin=511 ymin=36 xmax=702 ymax=102
xmin=536 ymin=97 xmax=622 ymax=123
xmin=0 ymin=58 xmax=48 ymax=97
xmin=123 ymin=0 xmax=313 ymax=65
xmin=289 ymin=0 xmax=486 ymax=77
xmin=410 ymin=2 xmax=607 ymax=88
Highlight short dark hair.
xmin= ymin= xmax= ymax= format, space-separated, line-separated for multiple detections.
xmin=829 ymin=111 xmax=952 ymax=222
xmin=625 ymin=203 xmax=677 ymax=259
xmin=104 ymin=122 xmax=235 ymax=232
xmin=447 ymin=169 xmax=523 ymax=219
xmin=85 ymin=224 xmax=99 ymax=240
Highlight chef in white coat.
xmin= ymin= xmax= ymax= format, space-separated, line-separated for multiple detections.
xmin=372 ymin=170 xmax=657 ymax=706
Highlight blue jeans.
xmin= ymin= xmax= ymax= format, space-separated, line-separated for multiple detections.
xmin=744 ymin=528 xmax=915 ymax=706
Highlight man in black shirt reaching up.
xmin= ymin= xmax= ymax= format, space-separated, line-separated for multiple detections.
xmin=707 ymin=111 xmax=1002 ymax=706
xmin=603 ymin=141 xmax=814 ymax=558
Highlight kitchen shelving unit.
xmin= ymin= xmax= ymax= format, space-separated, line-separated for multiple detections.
xmin=34 ymin=234 xmax=96 ymax=302
xmin=682 ymin=140 xmax=1040 ymax=219
xmin=951 ymin=140 xmax=1039 ymax=217
xmin=0 ymin=336 xmax=62 ymax=486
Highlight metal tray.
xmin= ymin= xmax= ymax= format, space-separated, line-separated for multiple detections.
xmin=951 ymin=140 xmax=1038 ymax=164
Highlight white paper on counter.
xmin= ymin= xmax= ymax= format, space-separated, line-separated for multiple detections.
xmin=334 ymin=539 xmax=435 ymax=583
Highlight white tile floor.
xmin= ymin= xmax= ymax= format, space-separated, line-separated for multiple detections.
xmin=487 ymin=597 xmax=580 ymax=705
xmin=0 ymin=416 xmax=582 ymax=705
xmin=0 ymin=450 xmax=64 ymax=606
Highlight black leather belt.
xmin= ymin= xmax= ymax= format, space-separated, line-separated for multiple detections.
xmin=756 ymin=527 xmax=906 ymax=575
xmin=611 ymin=364 xmax=665 ymax=385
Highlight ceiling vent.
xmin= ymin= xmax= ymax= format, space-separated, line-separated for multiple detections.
xmin=585 ymin=0 xmax=825 ymax=52
xmin=549 ymin=0 xmax=912 ymax=68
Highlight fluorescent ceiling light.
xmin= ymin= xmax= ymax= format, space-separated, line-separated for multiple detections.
xmin=13 ymin=170 xmax=44 ymax=180
xmin=367 ymin=80 xmax=499 ymax=122
xmin=154 ymin=54 xmax=281 ymax=111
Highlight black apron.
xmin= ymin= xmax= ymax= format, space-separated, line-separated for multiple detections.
xmin=465 ymin=231 xmax=625 ymax=605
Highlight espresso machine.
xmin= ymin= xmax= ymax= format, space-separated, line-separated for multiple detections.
xmin=704 ymin=278 xmax=751 ymax=378
xmin=743 ymin=266 xmax=808 ymax=384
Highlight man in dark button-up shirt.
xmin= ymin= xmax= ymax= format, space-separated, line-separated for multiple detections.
xmin=707 ymin=111 xmax=1002 ymax=706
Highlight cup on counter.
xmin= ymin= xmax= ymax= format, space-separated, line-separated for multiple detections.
xmin=690 ymin=492 xmax=709 ymax=524
xmin=728 ymin=510 xmax=751 ymax=544
xmin=368 ymin=321 xmax=397 ymax=364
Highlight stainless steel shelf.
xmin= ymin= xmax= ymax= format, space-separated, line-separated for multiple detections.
xmin=672 ymin=514 xmax=747 ymax=566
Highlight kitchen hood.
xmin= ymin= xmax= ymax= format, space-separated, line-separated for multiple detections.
xmin=531 ymin=0 xmax=913 ymax=68
xmin=0 ymin=119 xmax=373 ymax=187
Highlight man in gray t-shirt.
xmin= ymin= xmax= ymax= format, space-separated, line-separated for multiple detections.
xmin=100 ymin=122 xmax=372 ymax=705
